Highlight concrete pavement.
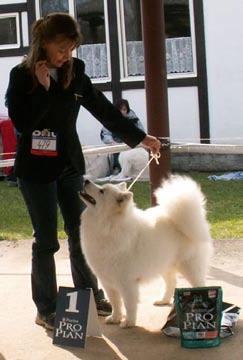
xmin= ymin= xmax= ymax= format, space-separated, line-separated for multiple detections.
xmin=0 ymin=239 xmax=242 ymax=360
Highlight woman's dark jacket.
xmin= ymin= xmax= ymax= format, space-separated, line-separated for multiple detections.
xmin=6 ymin=57 xmax=146 ymax=182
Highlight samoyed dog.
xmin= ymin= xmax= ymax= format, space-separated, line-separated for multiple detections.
xmin=114 ymin=148 xmax=149 ymax=180
xmin=84 ymin=147 xmax=149 ymax=181
xmin=80 ymin=176 xmax=213 ymax=328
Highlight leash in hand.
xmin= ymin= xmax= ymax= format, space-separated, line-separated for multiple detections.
xmin=127 ymin=152 xmax=161 ymax=191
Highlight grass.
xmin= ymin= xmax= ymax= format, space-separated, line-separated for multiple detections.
xmin=0 ymin=172 xmax=243 ymax=240
xmin=0 ymin=181 xmax=66 ymax=241
xmin=193 ymin=173 xmax=243 ymax=239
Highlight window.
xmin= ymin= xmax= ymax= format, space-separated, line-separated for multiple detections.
xmin=39 ymin=0 xmax=69 ymax=17
xmin=0 ymin=13 xmax=20 ymax=49
xmin=165 ymin=0 xmax=191 ymax=38
xmin=36 ymin=0 xmax=110 ymax=80
xmin=0 ymin=1 xmax=31 ymax=56
xmin=118 ymin=0 xmax=195 ymax=79
xmin=76 ymin=0 xmax=110 ymax=80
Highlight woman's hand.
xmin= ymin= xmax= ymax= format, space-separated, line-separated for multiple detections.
xmin=141 ymin=135 xmax=161 ymax=155
xmin=35 ymin=61 xmax=50 ymax=91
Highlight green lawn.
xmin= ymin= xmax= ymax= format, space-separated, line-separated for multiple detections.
xmin=0 ymin=172 xmax=243 ymax=240
xmin=0 ymin=181 xmax=66 ymax=240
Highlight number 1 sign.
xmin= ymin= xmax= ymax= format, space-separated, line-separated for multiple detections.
xmin=53 ymin=287 xmax=102 ymax=348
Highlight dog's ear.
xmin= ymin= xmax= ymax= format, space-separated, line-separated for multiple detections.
xmin=116 ymin=182 xmax=127 ymax=191
xmin=116 ymin=191 xmax=133 ymax=204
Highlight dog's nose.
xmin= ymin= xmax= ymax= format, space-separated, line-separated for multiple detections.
xmin=84 ymin=179 xmax=90 ymax=186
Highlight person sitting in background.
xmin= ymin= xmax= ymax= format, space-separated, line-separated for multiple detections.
xmin=100 ymin=99 xmax=144 ymax=174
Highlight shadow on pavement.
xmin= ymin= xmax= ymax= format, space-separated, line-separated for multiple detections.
xmin=210 ymin=266 xmax=243 ymax=288
xmin=31 ymin=318 xmax=243 ymax=360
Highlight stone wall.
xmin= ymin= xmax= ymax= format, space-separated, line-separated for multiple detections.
xmin=172 ymin=153 xmax=243 ymax=172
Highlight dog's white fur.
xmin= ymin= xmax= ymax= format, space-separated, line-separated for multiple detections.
xmin=80 ymin=176 xmax=213 ymax=328
xmin=115 ymin=148 xmax=149 ymax=180
xmin=84 ymin=153 xmax=110 ymax=180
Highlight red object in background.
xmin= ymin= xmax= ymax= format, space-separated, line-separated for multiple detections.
xmin=0 ymin=117 xmax=17 ymax=176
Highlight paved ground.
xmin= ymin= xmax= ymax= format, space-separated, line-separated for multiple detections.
xmin=0 ymin=239 xmax=242 ymax=360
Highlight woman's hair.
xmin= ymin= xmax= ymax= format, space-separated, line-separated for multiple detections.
xmin=23 ymin=13 xmax=82 ymax=89
xmin=115 ymin=99 xmax=130 ymax=113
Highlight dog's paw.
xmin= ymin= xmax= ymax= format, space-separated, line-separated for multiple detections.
xmin=153 ymin=299 xmax=172 ymax=306
xmin=120 ymin=318 xmax=135 ymax=329
xmin=105 ymin=314 xmax=122 ymax=325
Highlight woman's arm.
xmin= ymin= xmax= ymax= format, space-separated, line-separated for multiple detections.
xmin=6 ymin=65 xmax=51 ymax=133
xmin=80 ymin=71 xmax=160 ymax=153
xmin=80 ymin=72 xmax=146 ymax=148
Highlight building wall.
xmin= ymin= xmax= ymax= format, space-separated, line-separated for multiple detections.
xmin=77 ymin=91 xmax=113 ymax=145
xmin=1 ymin=0 xmax=243 ymax=146
xmin=203 ymin=0 xmax=243 ymax=144
xmin=0 ymin=57 xmax=22 ymax=116
xmin=78 ymin=86 xmax=200 ymax=145
xmin=122 ymin=87 xmax=200 ymax=143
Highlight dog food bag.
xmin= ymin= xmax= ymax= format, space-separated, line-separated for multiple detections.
xmin=175 ymin=286 xmax=223 ymax=348
xmin=162 ymin=301 xmax=241 ymax=339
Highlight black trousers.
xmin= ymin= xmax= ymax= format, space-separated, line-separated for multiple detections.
xmin=18 ymin=167 xmax=104 ymax=315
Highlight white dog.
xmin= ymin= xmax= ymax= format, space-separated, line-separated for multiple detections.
xmin=80 ymin=176 xmax=213 ymax=328
xmin=84 ymin=153 xmax=111 ymax=180
xmin=84 ymin=147 xmax=149 ymax=181
xmin=115 ymin=148 xmax=149 ymax=180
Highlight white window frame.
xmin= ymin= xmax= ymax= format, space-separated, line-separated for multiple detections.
xmin=116 ymin=0 xmax=128 ymax=80
xmin=93 ymin=0 xmax=111 ymax=83
xmin=185 ymin=0 xmax=197 ymax=77
xmin=0 ymin=12 xmax=20 ymax=49
xmin=21 ymin=11 xmax=29 ymax=47
xmin=117 ymin=0 xmax=197 ymax=81
xmin=0 ymin=1 xmax=26 ymax=4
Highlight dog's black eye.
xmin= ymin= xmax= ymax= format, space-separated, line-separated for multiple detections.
xmin=99 ymin=189 xmax=104 ymax=194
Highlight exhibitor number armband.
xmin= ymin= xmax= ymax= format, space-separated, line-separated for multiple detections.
xmin=31 ymin=129 xmax=58 ymax=157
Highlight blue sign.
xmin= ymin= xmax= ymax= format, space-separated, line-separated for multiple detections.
xmin=53 ymin=287 xmax=91 ymax=348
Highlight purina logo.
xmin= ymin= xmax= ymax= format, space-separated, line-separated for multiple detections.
xmin=32 ymin=129 xmax=56 ymax=137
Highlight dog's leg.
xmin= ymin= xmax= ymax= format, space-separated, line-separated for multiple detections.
xmin=104 ymin=287 xmax=123 ymax=325
xmin=119 ymin=283 xmax=139 ymax=328
xmin=178 ymin=259 xmax=206 ymax=287
xmin=154 ymin=271 xmax=176 ymax=306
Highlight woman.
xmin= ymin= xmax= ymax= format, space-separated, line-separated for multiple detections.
xmin=6 ymin=13 xmax=161 ymax=331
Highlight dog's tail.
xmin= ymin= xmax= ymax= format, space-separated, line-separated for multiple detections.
xmin=154 ymin=175 xmax=212 ymax=245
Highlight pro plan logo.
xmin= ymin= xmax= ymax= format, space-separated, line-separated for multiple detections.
xmin=56 ymin=317 xmax=84 ymax=341
xmin=183 ymin=308 xmax=217 ymax=332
